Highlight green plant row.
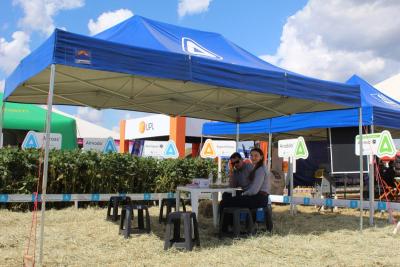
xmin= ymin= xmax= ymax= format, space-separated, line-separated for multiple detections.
xmin=0 ymin=148 xmax=220 ymax=194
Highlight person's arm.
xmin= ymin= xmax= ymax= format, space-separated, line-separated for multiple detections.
xmin=229 ymin=172 xmax=238 ymax=187
xmin=242 ymin=167 xmax=265 ymax=196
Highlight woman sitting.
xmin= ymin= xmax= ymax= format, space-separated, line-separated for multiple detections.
xmin=219 ymin=147 xmax=270 ymax=232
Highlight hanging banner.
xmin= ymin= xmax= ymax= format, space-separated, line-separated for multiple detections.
xmin=355 ymin=130 xmax=396 ymax=158
xmin=278 ymin=137 xmax=308 ymax=159
xmin=22 ymin=131 xmax=62 ymax=150
xmin=200 ymin=139 xmax=236 ymax=158
xmin=142 ymin=140 xmax=179 ymax=158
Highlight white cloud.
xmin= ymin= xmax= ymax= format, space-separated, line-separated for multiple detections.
xmin=112 ymin=125 xmax=120 ymax=133
xmin=0 ymin=31 xmax=30 ymax=75
xmin=178 ymin=0 xmax=212 ymax=18
xmin=76 ymin=107 xmax=103 ymax=124
xmin=261 ymin=0 xmax=400 ymax=84
xmin=88 ymin=9 xmax=133 ymax=35
xmin=14 ymin=0 xmax=84 ymax=35
xmin=0 ymin=80 xmax=4 ymax=93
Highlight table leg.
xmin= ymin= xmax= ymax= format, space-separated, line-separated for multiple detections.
xmin=191 ymin=192 xmax=199 ymax=219
xmin=212 ymin=192 xmax=218 ymax=228
xmin=176 ymin=190 xmax=181 ymax=211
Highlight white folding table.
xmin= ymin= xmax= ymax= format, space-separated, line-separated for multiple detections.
xmin=176 ymin=186 xmax=237 ymax=228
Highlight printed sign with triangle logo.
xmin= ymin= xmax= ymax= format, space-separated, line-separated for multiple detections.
xmin=163 ymin=140 xmax=179 ymax=158
xmin=182 ymin=37 xmax=223 ymax=60
xmin=294 ymin=137 xmax=308 ymax=159
xmin=102 ymin=137 xmax=117 ymax=153
xmin=22 ymin=131 xmax=39 ymax=149
xmin=200 ymin=139 xmax=217 ymax=158
xmin=376 ymin=130 xmax=396 ymax=158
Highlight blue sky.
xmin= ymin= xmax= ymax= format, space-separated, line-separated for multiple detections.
xmin=1 ymin=0 xmax=400 ymax=132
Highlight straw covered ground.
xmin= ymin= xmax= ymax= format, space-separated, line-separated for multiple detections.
xmin=1 ymin=204 xmax=399 ymax=267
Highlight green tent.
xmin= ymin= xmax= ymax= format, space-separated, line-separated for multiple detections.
xmin=1 ymin=93 xmax=77 ymax=150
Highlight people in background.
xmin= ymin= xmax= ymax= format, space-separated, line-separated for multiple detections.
xmin=219 ymin=148 xmax=271 ymax=232
xmin=382 ymin=161 xmax=396 ymax=188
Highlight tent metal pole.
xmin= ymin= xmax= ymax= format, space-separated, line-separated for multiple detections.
xmin=0 ymin=102 xmax=5 ymax=148
xmin=267 ymin=133 xmax=272 ymax=173
xmin=289 ymin=156 xmax=294 ymax=215
xmin=358 ymin=107 xmax=364 ymax=231
xmin=199 ymin=134 xmax=203 ymax=157
xmin=236 ymin=108 xmax=240 ymax=151
xmin=369 ymin=125 xmax=375 ymax=226
xmin=38 ymin=64 xmax=56 ymax=266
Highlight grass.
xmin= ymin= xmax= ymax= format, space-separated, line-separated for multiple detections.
xmin=1 ymin=204 xmax=399 ymax=267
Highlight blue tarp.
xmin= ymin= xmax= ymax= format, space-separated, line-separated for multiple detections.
xmin=203 ymin=75 xmax=400 ymax=136
xmin=4 ymin=15 xmax=361 ymax=123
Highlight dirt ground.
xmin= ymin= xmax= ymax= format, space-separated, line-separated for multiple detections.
xmin=1 ymin=204 xmax=399 ymax=267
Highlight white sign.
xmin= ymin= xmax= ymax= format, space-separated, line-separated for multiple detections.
xmin=355 ymin=130 xmax=396 ymax=158
xmin=125 ymin=114 xmax=170 ymax=139
xmin=22 ymin=131 xmax=62 ymax=150
xmin=200 ymin=139 xmax=236 ymax=158
xmin=278 ymin=138 xmax=298 ymax=158
xmin=354 ymin=133 xmax=381 ymax=156
xmin=142 ymin=140 xmax=179 ymax=158
xmin=278 ymin=137 xmax=308 ymax=159
xmin=83 ymin=137 xmax=117 ymax=153
xmin=214 ymin=140 xmax=237 ymax=157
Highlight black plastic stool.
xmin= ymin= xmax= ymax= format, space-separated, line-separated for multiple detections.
xmin=219 ymin=207 xmax=254 ymax=238
xmin=119 ymin=204 xmax=151 ymax=238
xmin=106 ymin=196 xmax=131 ymax=222
xmin=159 ymin=198 xmax=186 ymax=224
xmin=252 ymin=205 xmax=273 ymax=233
xmin=164 ymin=212 xmax=200 ymax=251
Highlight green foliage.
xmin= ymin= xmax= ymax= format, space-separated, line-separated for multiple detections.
xmin=0 ymin=148 xmax=218 ymax=194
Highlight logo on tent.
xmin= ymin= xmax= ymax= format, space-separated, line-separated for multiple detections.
xmin=377 ymin=130 xmax=396 ymax=158
xmin=102 ymin=137 xmax=117 ymax=153
xmin=182 ymin=37 xmax=223 ymax=60
xmin=294 ymin=137 xmax=308 ymax=159
xmin=22 ymin=131 xmax=39 ymax=149
xmin=200 ymin=139 xmax=217 ymax=158
xmin=163 ymin=140 xmax=179 ymax=158
xmin=370 ymin=93 xmax=400 ymax=108
xmin=75 ymin=48 xmax=91 ymax=64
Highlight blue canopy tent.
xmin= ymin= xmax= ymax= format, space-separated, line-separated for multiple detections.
xmin=203 ymin=74 xmax=400 ymax=226
xmin=203 ymin=75 xmax=400 ymax=139
xmin=2 ymin=15 xmax=364 ymax=262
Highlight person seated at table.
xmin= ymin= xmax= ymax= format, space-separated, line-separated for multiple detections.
xmin=228 ymin=152 xmax=253 ymax=190
xmin=219 ymin=148 xmax=270 ymax=232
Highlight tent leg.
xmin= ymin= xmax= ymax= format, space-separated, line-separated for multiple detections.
xmin=267 ymin=133 xmax=272 ymax=172
xmin=236 ymin=108 xmax=240 ymax=152
xmin=0 ymin=103 xmax=5 ymax=148
xmin=358 ymin=107 xmax=364 ymax=231
xmin=289 ymin=157 xmax=294 ymax=215
xmin=369 ymin=125 xmax=375 ymax=226
xmin=38 ymin=64 xmax=56 ymax=266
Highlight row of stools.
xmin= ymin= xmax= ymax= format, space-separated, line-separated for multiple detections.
xmin=106 ymin=196 xmax=200 ymax=251
xmin=106 ymin=196 xmax=273 ymax=250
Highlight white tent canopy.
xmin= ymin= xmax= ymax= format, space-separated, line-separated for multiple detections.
xmin=43 ymin=107 xmax=119 ymax=139
xmin=375 ymin=73 xmax=400 ymax=102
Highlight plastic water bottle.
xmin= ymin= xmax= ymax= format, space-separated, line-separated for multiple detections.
xmin=256 ymin=208 xmax=265 ymax=222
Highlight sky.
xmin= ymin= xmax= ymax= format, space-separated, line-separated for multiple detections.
xmin=1 ymin=0 xmax=400 ymax=132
